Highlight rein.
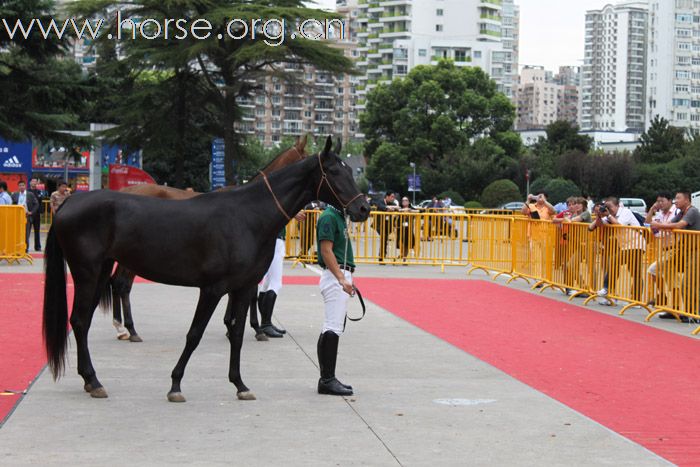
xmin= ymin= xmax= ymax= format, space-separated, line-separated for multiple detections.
xmin=259 ymin=170 xmax=291 ymax=221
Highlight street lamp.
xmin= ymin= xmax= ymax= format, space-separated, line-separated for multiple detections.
xmin=409 ymin=162 xmax=416 ymax=205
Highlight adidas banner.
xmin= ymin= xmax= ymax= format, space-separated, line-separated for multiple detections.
xmin=0 ymin=140 xmax=32 ymax=173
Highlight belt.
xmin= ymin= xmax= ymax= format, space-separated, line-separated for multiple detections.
xmin=323 ymin=264 xmax=355 ymax=273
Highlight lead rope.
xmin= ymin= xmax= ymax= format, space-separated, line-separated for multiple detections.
xmin=342 ymin=208 xmax=365 ymax=330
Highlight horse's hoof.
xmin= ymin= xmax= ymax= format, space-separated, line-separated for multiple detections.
xmin=129 ymin=335 xmax=143 ymax=343
xmin=84 ymin=383 xmax=92 ymax=393
xmin=255 ymin=333 xmax=269 ymax=342
xmin=167 ymin=392 xmax=186 ymax=403
xmin=237 ymin=391 xmax=256 ymax=401
xmin=90 ymin=387 xmax=108 ymax=398
xmin=117 ymin=333 xmax=130 ymax=341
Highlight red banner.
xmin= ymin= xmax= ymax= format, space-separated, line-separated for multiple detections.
xmin=108 ymin=164 xmax=156 ymax=190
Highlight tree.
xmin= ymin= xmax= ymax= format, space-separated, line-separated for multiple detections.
xmin=73 ymin=0 xmax=356 ymax=185
xmin=360 ymin=60 xmax=520 ymax=198
xmin=0 ymin=0 xmax=88 ymax=141
xmin=480 ymin=179 xmax=521 ymax=208
xmin=635 ymin=115 xmax=686 ymax=164
xmin=543 ymin=178 xmax=580 ymax=204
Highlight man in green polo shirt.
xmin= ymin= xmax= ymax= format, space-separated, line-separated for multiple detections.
xmin=316 ymin=204 xmax=355 ymax=396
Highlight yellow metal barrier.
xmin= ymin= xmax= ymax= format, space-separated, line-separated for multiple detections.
xmin=466 ymin=214 xmax=514 ymax=279
xmin=41 ymin=199 xmax=53 ymax=231
xmin=510 ymin=217 xmax=560 ymax=290
xmin=645 ymin=230 xmax=700 ymax=333
xmin=0 ymin=205 xmax=33 ymax=264
xmin=285 ymin=210 xmax=469 ymax=269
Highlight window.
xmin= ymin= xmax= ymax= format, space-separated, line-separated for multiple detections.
xmin=473 ymin=50 xmax=482 ymax=59
xmin=454 ymin=50 xmax=466 ymax=61
xmin=418 ymin=49 xmax=427 ymax=57
xmin=435 ymin=24 xmax=443 ymax=32
xmin=675 ymin=84 xmax=689 ymax=93
xmin=436 ymin=9 xmax=443 ymax=16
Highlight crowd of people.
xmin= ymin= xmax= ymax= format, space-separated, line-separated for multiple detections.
xmin=521 ymin=190 xmax=699 ymax=318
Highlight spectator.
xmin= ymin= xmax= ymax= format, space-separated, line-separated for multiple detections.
xmin=28 ymin=179 xmax=44 ymax=251
xmin=589 ymin=196 xmax=646 ymax=305
xmin=0 ymin=181 xmax=12 ymax=205
xmin=50 ymin=180 xmax=71 ymax=215
xmin=553 ymin=197 xmax=592 ymax=295
xmin=396 ymin=196 xmax=420 ymax=262
xmin=586 ymin=195 xmax=595 ymax=214
xmin=521 ymin=191 xmax=556 ymax=220
xmin=644 ymin=192 xmax=679 ymax=308
xmin=11 ymin=181 xmax=39 ymax=253
xmin=651 ymin=191 xmax=700 ymax=319
xmin=374 ymin=191 xmax=399 ymax=263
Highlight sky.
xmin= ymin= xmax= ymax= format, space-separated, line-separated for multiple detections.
xmin=310 ymin=0 xmax=609 ymax=72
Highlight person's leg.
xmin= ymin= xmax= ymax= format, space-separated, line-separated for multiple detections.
xmin=259 ymin=239 xmax=286 ymax=337
xmin=317 ymin=269 xmax=353 ymax=396
xmin=32 ymin=213 xmax=41 ymax=250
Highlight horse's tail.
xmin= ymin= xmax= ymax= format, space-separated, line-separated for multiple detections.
xmin=43 ymin=226 xmax=68 ymax=380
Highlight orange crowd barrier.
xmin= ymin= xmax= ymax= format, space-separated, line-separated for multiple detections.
xmin=0 ymin=205 xmax=33 ymax=264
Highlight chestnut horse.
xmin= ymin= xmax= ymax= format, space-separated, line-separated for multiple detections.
xmin=110 ymin=136 xmax=308 ymax=342
xmin=42 ymin=136 xmax=369 ymax=402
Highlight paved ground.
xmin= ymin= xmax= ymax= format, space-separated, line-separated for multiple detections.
xmin=0 ymin=255 xmax=674 ymax=466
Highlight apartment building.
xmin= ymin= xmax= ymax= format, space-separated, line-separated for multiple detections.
xmin=515 ymin=66 xmax=581 ymax=129
xmin=354 ymin=0 xmax=519 ymax=114
xmin=581 ymin=2 xmax=648 ymax=132
xmin=646 ymin=0 xmax=700 ymax=129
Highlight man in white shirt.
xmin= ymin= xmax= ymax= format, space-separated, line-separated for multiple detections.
xmin=644 ymin=192 xmax=679 ymax=307
xmin=589 ymin=197 xmax=646 ymax=305
xmin=0 ymin=181 xmax=12 ymax=205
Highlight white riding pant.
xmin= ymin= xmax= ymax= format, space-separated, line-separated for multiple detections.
xmin=320 ymin=268 xmax=352 ymax=336
xmin=260 ymin=238 xmax=285 ymax=294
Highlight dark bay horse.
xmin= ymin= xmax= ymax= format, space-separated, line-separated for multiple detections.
xmin=43 ymin=136 xmax=369 ymax=402
xmin=110 ymin=136 xmax=309 ymax=342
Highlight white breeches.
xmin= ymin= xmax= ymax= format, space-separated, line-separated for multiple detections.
xmin=320 ymin=268 xmax=352 ymax=336
xmin=260 ymin=238 xmax=285 ymax=294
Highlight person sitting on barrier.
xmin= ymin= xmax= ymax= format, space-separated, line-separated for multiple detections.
xmin=50 ymin=181 xmax=71 ymax=215
xmin=11 ymin=181 xmax=39 ymax=253
xmin=521 ymin=191 xmax=556 ymax=221
xmin=589 ymin=197 xmax=646 ymax=305
xmin=375 ymin=191 xmax=399 ymax=263
xmin=645 ymin=192 xmax=679 ymax=309
xmin=651 ymin=191 xmax=700 ymax=320
xmin=0 ymin=181 xmax=12 ymax=205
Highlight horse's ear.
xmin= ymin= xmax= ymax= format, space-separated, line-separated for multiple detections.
xmin=322 ymin=135 xmax=332 ymax=155
xmin=299 ymin=133 xmax=308 ymax=150
xmin=333 ymin=137 xmax=342 ymax=155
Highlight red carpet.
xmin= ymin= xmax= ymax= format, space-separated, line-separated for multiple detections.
xmin=353 ymin=278 xmax=700 ymax=466
xmin=0 ymin=274 xmax=73 ymax=426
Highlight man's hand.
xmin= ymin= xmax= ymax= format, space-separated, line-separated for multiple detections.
xmin=294 ymin=211 xmax=306 ymax=222
xmin=339 ymin=278 xmax=354 ymax=296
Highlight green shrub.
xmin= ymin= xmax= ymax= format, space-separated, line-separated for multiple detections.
xmin=463 ymin=200 xmax=483 ymax=209
xmin=480 ymin=179 xmax=521 ymax=208
xmin=543 ymin=178 xmax=581 ymax=204
xmin=438 ymin=189 xmax=465 ymax=206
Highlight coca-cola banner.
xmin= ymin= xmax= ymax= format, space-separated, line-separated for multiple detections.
xmin=108 ymin=164 xmax=156 ymax=190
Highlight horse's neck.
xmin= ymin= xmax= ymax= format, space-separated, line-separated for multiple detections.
xmin=228 ymin=157 xmax=316 ymax=238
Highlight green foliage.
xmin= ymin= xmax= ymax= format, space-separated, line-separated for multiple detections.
xmin=463 ymin=200 xmax=483 ymax=209
xmin=365 ymin=142 xmax=408 ymax=192
xmin=529 ymin=176 xmax=551 ymax=196
xmin=480 ymin=179 xmax=521 ymax=208
xmin=542 ymin=178 xmax=581 ymax=204
xmin=635 ymin=116 xmax=686 ymax=164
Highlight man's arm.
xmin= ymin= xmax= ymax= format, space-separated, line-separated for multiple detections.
xmin=320 ymin=240 xmax=354 ymax=296
xmin=651 ymin=219 xmax=688 ymax=230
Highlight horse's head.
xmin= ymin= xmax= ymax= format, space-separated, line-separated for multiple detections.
xmin=316 ymin=136 xmax=370 ymax=222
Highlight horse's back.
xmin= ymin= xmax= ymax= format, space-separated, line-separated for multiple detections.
xmin=120 ymin=184 xmax=199 ymax=199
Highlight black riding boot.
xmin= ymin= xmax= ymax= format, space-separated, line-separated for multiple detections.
xmin=249 ymin=293 xmax=268 ymax=341
xmin=259 ymin=291 xmax=284 ymax=338
xmin=317 ymin=331 xmax=353 ymax=396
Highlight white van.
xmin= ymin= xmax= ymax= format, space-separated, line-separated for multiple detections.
xmin=620 ymin=198 xmax=647 ymax=215
xmin=692 ymin=191 xmax=700 ymax=209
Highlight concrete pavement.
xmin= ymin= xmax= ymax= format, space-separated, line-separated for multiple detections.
xmin=0 ymin=260 xmax=671 ymax=466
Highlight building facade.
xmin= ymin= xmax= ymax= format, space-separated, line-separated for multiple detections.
xmin=646 ymin=0 xmax=700 ymax=130
xmin=581 ymin=2 xmax=648 ymax=132
xmin=515 ymin=66 xmax=581 ymax=130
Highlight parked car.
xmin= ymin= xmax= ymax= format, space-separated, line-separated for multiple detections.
xmin=479 ymin=201 xmax=525 ymax=215
xmin=620 ymin=198 xmax=647 ymax=216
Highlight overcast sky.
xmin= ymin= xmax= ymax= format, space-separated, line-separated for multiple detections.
xmin=309 ymin=0 xmax=609 ymax=72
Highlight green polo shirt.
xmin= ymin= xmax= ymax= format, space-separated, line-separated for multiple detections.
xmin=316 ymin=206 xmax=355 ymax=269
xmin=278 ymin=227 xmax=286 ymax=240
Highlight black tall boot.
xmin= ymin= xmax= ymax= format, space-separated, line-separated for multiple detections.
xmin=259 ymin=291 xmax=284 ymax=338
xmin=317 ymin=331 xmax=353 ymax=396
xmin=249 ymin=293 xmax=268 ymax=341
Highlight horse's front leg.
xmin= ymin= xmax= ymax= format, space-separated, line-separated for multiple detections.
xmin=167 ymin=288 xmax=222 ymax=403
xmin=224 ymin=289 xmax=256 ymax=400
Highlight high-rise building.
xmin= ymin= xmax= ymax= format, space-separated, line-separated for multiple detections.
xmin=354 ymin=0 xmax=516 ymax=115
xmin=515 ymin=66 xmax=561 ymax=129
xmin=646 ymin=0 xmax=700 ymax=129
xmin=581 ymin=2 xmax=648 ymax=132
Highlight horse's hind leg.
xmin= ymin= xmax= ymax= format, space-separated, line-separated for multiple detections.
xmin=225 ymin=291 xmax=256 ymax=400
xmin=111 ymin=285 xmax=129 ymax=340
xmin=168 ymin=288 xmax=222 ymax=403
xmin=121 ymin=292 xmax=142 ymax=342
xmin=72 ymin=261 xmax=114 ymax=398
